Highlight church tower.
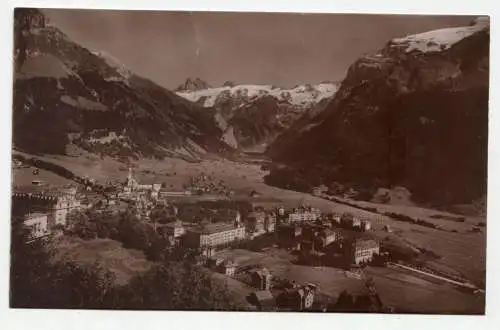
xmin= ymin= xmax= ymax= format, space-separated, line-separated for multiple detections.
xmin=127 ymin=167 xmax=133 ymax=184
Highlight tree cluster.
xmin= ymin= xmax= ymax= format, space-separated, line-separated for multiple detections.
xmin=10 ymin=220 xmax=236 ymax=310
xmin=66 ymin=209 xmax=170 ymax=262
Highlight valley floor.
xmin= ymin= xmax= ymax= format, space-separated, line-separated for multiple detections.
xmin=12 ymin=151 xmax=486 ymax=313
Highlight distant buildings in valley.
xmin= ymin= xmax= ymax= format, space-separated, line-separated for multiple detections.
xmin=276 ymin=283 xmax=317 ymax=311
xmin=277 ymin=223 xmax=303 ymax=250
xmin=250 ymin=290 xmax=275 ymax=311
xmin=287 ymin=207 xmax=321 ymax=223
xmin=348 ymin=238 xmax=380 ymax=265
xmin=340 ymin=212 xmax=372 ymax=232
xmin=11 ymin=161 xmax=390 ymax=312
xmin=221 ymin=259 xmax=238 ymax=277
xmin=184 ymin=221 xmax=246 ymax=252
xmin=252 ymin=268 xmax=273 ymax=291
xmin=317 ymin=228 xmax=343 ymax=250
xmin=22 ymin=212 xmax=49 ymax=239
xmin=12 ymin=185 xmax=81 ymax=237
xmin=119 ymin=167 xmax=161 ymax=201
xmin=159 ymin=220 xmax=186 ymax=244
xmin=245 ymin=211 xmax=276 ymax=237
xmin=185 ymin=173 xmax=231 ymax=196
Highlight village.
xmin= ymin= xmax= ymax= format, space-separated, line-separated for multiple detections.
xmin=5 ymin=9 xmax=492 ymax=330
xmin=11 ymin=158 xmax=398 ymax=312
xmin=11 ymin=159 xmax=483 ymax=312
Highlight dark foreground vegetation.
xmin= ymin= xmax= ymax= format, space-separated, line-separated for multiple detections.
xmin=10 ymin=216 xmax=235 ymax=310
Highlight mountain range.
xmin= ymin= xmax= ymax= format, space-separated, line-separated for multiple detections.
xmin=266 ymin=17 xmax=489 ymax=206
xmin=13 ymin=8 xmax=232 ymax=161
xmin=176 ymin=81 xmax=338 ymax=151
xmin=12 ymin=9 xmax=489 ymax=207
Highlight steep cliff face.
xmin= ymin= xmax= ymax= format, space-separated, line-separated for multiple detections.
xmin=226 ymin=96 xmax=284 ymax=150
xmin=12 ymin=9 xmax=231 ymax=160
xmin=175 ymin=78 xmax=212 ymax=92
xmin=268 ymin=18 xmax=489 ymax=206
xmin=177 ymin=82 xmax=338 ymax=151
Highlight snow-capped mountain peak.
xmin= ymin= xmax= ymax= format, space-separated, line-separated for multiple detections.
xmin=175 ymin=81 xmax=338 ymax=152
xmin=176 ymin=82 xmax=338 ymax=108
xmin=390 ymin=16 xmax=489 ymax=54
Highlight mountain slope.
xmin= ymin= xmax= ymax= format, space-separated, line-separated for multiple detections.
xmin=13 ymin=8 xmax=232 ymax=161
xmin=267 ymin=18 xmax=489 ymax=206
xmin=176 ymin=81 xmax=338 ymax=151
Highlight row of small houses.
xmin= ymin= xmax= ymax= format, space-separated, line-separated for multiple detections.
xmin=153 ymin=205 xmax=380 ymax=260
xmin=205 ymin=257 xmax=318 ymax=312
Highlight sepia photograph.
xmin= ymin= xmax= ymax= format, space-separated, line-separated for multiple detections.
xmin=9 ymin=6 xmax=489 ymax=315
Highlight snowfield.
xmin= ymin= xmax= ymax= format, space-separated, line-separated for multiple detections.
xmin=176 ymin=83 xmax=338 ymax=108
xmin=391 ymin=16 xmax=489 ymax=53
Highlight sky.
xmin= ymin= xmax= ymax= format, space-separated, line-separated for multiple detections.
xmin=43 ymin=9 xmax=474 ymax=89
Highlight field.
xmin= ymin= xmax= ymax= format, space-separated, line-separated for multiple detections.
xmin=213 ymin=247 xmax=483 ymax=313
xmin=50 ymin=236 xmax=155 ymax=285
xmin=13 ymin=151 xmax=487 ymax=308
xmin=12 ymin=166 xmax=74 ymax=187
xmin=216 ymin=247 xmax=366 ymax=298
xmin=343 ymin=197 xmax=485 ymax=231
xmin=366 ymin=267 xmax=484 ymax=314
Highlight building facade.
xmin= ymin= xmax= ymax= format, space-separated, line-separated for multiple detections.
xmin=361 ymin=220 xmax=372 ymax=232
xmin=122 ymin=168 xmax=161 ymax=200
xmin=288 ymin=207 xmax=321 ymax=223
xmin=277 ymin=284 xmax=317 ymax=311
xmin=252 ymin=268 xmax=272 ymax=291
xmin=264 ymin=213 xmax=277 ymax=233
xmin=185 ymin=222 xmax=246 ymax=249
xmin=277 ymin=224 xmax=302 ymax=249
xmin=349 ymin=239 xmax=380 ymax=265
xmin=220 ymin=260 xmax=237 ymax=277
xmin=245 ymin=211 xmax=266 ymax=236
xmin=163 ymin=221 xmax=185 ymax=238
xmin=23 ymin=212 xmax=49 ymax=239
xmin=318 ymin=228 xmax=342 ymax=249
xmin=12 ymin=186 xmax=80 ymax=228
xmin=250 ymin=290 xmax=275 ymax=311
xmin=341 ymin=212 xmax=361 ymax=228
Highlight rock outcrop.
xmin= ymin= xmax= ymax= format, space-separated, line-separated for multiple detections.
xmin=267 ymin=18 xmax=489 ymax=206
xmin=177 ymin=82 xmax=338 ymax=151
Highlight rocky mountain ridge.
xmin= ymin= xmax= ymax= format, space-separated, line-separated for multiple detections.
xmin=267 ymin=17 xmax=489 ymax=206
xmin=174 ymin=77 xmax=212 ymax=92
xmin=176 ymin=82 xmax=338 ymax=151
xmin=13 ymin=8 xmax=232 ymax=161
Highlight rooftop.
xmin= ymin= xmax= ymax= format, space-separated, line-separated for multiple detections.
xmin=164 ymin=220 xmax=183 ymax=228
xmin=246 ymin=211 xmax=266 ymax=219
xmin=321 ymin=228 xmax=340 ymax=236
xmin=13 ymin=185 xmax=77 ymax=197
xmin=290 ymin=207 xmax=321 ymax=214
xmin=353 ymin=238 xmax=379 ymax=250
xmin=253 ymin=290 xmax=275 ymax=305
xmin=24 ymin=212 xmax=48 ymax=219
xmin=191 ymin=222 xmax=240 ymax=235
xmin=254 ymin=267 xmax=272 ymax=277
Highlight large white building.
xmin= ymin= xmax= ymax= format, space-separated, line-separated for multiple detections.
xmin=12 ymin=185 xmax=81 ymax=228
xmin=185 ymin=222 xmax=246 ymax=250
xmin=349 ymin=239 xmax=380 ymax=265
xmin=288 ymin=207 xmax=321 ymax=223
xmin=23 ymin=212 xmax=49 ymax=239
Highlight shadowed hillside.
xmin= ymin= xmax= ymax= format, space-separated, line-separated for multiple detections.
xmin=267 ymin=18 xmax=489 ymax=206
